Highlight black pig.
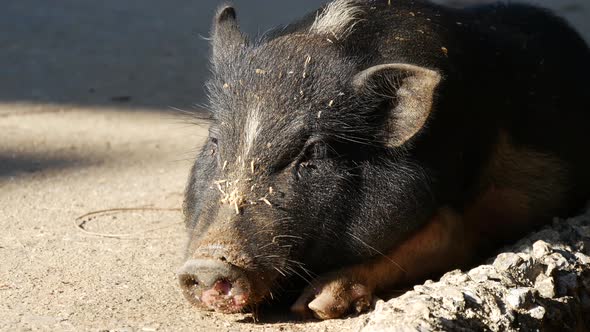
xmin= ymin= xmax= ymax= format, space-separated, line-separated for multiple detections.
xmin=178 ymin=0 xmax=590 ymax=320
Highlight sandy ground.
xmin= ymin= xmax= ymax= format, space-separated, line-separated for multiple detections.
xmin=1 ymin=1 xmax=588 ymax=331
xmin=0 ymin=107 xmax=361 ymax=331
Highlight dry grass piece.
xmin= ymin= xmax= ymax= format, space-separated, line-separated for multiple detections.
xmin=259 ymin=197 xmax=272 ymax=206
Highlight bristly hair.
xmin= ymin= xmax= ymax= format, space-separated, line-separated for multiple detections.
xmin=309 ymin=0 xmax=365 ymax=40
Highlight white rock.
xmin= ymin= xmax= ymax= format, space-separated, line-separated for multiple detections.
xmin=532 ymin=240 xmax=552 ymax=259
xmin=505 ymin=287 xmax=531 ymax=309
xmin=528 ymin=305 xmax=546 ymax=319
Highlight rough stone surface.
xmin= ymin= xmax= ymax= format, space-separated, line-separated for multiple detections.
xmin=358 ymin=211 xmax=590 ymax=332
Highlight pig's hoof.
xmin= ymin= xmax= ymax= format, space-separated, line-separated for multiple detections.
xmin=291 ymin=275 xmax=372 ymax=320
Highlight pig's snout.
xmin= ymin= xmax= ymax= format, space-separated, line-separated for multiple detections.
xmin=178 ymin=259 xmax=251 ymax=313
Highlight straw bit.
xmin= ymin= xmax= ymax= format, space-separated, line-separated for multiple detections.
xmin=303 ymin=55 xmax=312 ymax=78
xmin=217 ymin=180 xmax=246 ymax=215
xmin=214 ymin=163 xmax=272 ymax=214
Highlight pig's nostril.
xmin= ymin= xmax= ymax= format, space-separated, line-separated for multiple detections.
xmin=178 ymin=273 xmax=206 ymax=307
xmin=178 ymin=274 xmax=200 ymax=292
xmin=213 ymin=279 xmax=232 ymax=295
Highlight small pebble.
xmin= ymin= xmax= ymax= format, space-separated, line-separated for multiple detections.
xmin=528 ymin=306 xmax=546 ymax=319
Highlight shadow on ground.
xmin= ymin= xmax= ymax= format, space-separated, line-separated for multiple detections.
xmin=0 ymin=152 xmax=92 ymax=178
xmin=2 ymin=1 xmax=587 ymax=112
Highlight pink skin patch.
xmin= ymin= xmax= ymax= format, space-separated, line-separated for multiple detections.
xmin=200 ymin=279 xmax=249 ymax=313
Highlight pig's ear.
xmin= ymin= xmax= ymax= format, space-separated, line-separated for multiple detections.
xmin=353 ymin=64 xmax=441 ymax=147
xmin=211 ymin=6 xmax=247 ymax=66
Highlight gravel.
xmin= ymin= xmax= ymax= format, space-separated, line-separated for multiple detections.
xmin=358 ymin=209 xmax=590 ymax=332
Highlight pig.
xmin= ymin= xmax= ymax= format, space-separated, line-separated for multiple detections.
xmin=178 ymin=0 xmax=590 ymax=320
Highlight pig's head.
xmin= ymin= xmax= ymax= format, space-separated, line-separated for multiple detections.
xmin=179 ymin=3 xmax=442 ymax=314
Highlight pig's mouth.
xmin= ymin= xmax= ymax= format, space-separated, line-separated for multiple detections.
xmin=180 ymin=275 xmax=249 ymax=313
xmin=177 ymin=259 xmax=274 ymax=314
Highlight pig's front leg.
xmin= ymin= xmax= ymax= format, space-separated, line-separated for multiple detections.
xmin=290 ymin=269 xmax=374 ymax=320
xmin=292 ymin=207 xmax=472 ymax=320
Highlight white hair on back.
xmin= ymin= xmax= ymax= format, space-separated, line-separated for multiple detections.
xmin=309 ymin=0 xmax=364 ymax=40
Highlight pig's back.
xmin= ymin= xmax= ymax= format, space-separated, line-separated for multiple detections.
xmin=352 ymin=1 xmax=590 ymax=214
xmin=269 ymin=0 xmax=590 ymax=210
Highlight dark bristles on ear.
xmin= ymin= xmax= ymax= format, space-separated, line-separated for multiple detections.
xmin=211 ymin=5 xmax=247 ymax=68
xmin=216 ymin=6 xmax=236 ymax=23
xmin=353 ymin=64 xmax=441 ymax=147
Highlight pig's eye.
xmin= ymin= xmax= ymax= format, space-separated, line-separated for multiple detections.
xmin=208 ymin=136 xmax=218 ymax=156
xmin=305 ymin=142 xmax=328 ymax=160
xmin=208 ymin=126 xmax=220 ymax=146
xmin=292 ymin=140 xmax=328 ymax=179
xmin=293 ymin=160 xmax=316 ymax=180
